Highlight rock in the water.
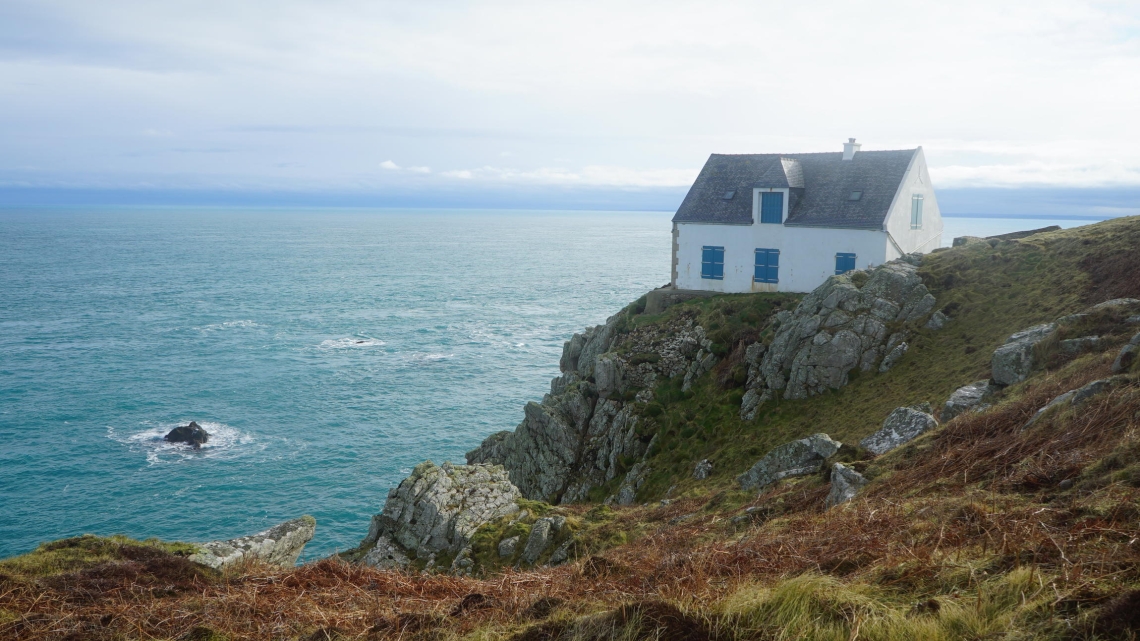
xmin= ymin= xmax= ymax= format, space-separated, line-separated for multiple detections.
xmin=941 ymin=380 xmax=1000 ymax=422
xmin=826 ymin=464 xmax=868 ymax=508
xmin=991 ymin=323 xmax=1057 ymax=386
xmin=861 ymin=407 xmax=938 ymax=456
xmin=693 ymin=459 xmax=713 ymax=480
xmin=190 ymin=516 xmax=315 ymax=570
xmin=1112 ymin=333 xmax=1140 ymax=374
xmin=737 ymin=434 xmax=842 ymax=493
xmin=498 ymin=536 xmax=520 ymax=558
xmin=520 ymin=516 xmax=566 ymax=565
xmin=356 ymin=461 xmax=521 ymax=570
xmin=164 ymin=421 xmax=209 ymax=448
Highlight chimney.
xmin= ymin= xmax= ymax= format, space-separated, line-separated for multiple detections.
xmin=842 ymin=137 xmax=861 ymax=160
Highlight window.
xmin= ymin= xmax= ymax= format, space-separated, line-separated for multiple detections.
xmin=760 ymin=192 xmax=783 ymax=224
xmin=722 ymin=190 xmax=735 ymax=200
xmin=701 ymin=246 xmax=724 ymax=280
xmin=911 ymin=194 xmax=924 ymax=229
xmin=848 ymin=191 xmax=863 ymax=201
xmin=835 ymin=253 xmax=857 ymax=275
xmin=754 ymin=248 xmax=779 ymax=283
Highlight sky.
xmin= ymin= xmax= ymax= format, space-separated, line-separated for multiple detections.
xmin=1 ymin=0 xmax=1139 ymax=213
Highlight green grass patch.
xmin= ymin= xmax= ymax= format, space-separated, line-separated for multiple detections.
xmin=0 ymin=534 xmax=201 ymax=580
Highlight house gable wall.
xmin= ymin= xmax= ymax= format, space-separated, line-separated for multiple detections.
xmin=882 ymin=147 xmax=943 ymax=258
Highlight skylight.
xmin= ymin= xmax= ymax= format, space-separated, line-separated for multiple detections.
xmin=848 ymin=191 xmax=863 ymax=201
xmin=723 ymin=190 xmax=735 ymax=200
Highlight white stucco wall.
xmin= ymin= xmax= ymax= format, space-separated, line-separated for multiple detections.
xmin=882 ymin=147 xmax=943 ymax=258
xmin=673 ymin=221 xmax=889 ymax=293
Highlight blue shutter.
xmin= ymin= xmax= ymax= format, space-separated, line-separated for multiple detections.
xmin=754 ymin=248 xmax=779 ymax=283
xmin=835 ymin=253 xmax=856 ymax=275
xmin=701 ymin=246 xmax=724 ymax=280
xmin=760 ymin=192 xmax=784 ymax=224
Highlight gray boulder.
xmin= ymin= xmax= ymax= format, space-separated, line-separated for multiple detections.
xmin=861 ymin=407 xmax=938 ymax=456
xmin=825 ymin=464 xmax=868 ymax=508
xmin=520 ymin=516 xmax=566 ymax=565
xmin=738 ymin=434 xmax=842 ymax=493
xmin=190 ymin=516 xmax=315 ymax=570
xmin=1089 ymin=298 xmax=1140 ymax=312
xmin=925 ymin=310 xmax=950 ymax=331
xmin=1025 ymin=376 xmax=1128 ymax=428
xmin=941 ymin=380 xmax=1000 ymax=422
xmin=879 ymin=341 xmax=909 ymax=373
xmin=1112 ymin=333 xmax=1140 ymax=374
xmin=693 ymin=459 xmax=713 ymax=480
xmin=357 ymin=461 xmax=521 ymax=570
xmin=548 ymin=538 xmax=574 ymax=566
xmin=1059 ymin=336 xmax=1103 ymax=355
xmin=992 ymin=323 xmax=1057 ymax=386
xmin=498 ymin=536 xmax=520 ymax=558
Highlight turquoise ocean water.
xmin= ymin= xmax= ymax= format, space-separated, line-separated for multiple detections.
xmin=0 ymin=208 xmax=1103 ymax=560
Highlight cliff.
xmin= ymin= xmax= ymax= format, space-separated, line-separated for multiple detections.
xmin=5 ymin=217 xmax=1140 ymax=641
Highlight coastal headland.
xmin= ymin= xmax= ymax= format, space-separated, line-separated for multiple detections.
xmin=4 ymin=217 xmax=1140 ymax=640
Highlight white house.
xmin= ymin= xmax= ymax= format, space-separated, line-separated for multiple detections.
xmin=670 ymin=139 xmax=943 ymax=293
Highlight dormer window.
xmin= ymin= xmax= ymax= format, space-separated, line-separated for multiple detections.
xmin=848 ymin=191 xmax=863 ymax=201
xmin=722 ymin=190 xmax=736 ymax=200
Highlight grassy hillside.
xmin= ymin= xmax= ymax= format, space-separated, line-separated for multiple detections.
xmin=3 ymin=217 xmax=1140 ymax=640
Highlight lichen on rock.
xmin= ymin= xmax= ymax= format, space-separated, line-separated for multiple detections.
xmin=738 ymin=433 xmax=842 ymax=493
xmin=190 ymin=516 xmax=316 ymax=570
xmin=739 ymin=256 xmax=939 ymax=415
xmin=355 ymin=461 xmax=521 ymax=571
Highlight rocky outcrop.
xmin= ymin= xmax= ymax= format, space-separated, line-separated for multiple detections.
xmin=165 ymin=421 xmax=209 ymax=448
xmin=738 ymin=434 xmax=841 ymax=493
xmin=519 ymin=516 xmax=566 ymax=565
xmin=826 ymin=464 xmax=867 ymax=508
xmin=861 ymin=406 xmax=938 ymax=456
xmin=469 ymin=306 xmax=715 ymax=504
xmin=356 ymin=461 xmax=521 ymax=571
xmin=693 ymin=459 xmax=713 ymax=480
xmin=1025 ymin=376 xmax=1129 ymax=428
xmin=1060 ymin=336 xmax=1103 ymax=355
xmin=991 ymin=323 xmax=1057 ymax=386
xmin=941 ymin=380 xmax=1000 ymax=422
xmin=740 ymin=257 xmax=938 ymax=412
xmin=1112 ymin=333 xmax=1140 ymax=374
xmin=190 ymin=516 xmax=315 ymax=570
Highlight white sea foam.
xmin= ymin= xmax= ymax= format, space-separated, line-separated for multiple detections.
xmin=319 ymin=337 xmax=386 ymax=349
xmin=411 ymin=352 xmax=455 ymax=362
xmin=107 ymin=421 xmax=259 ymax=465
xmin=196 ymin=320 xmax=262 ymax=332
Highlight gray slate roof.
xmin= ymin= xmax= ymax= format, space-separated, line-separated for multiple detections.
xmin=672 ymin=149 xmax=917 ymax=229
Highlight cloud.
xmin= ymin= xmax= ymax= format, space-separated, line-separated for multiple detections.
xmin=0 ymin=0 xmax=1138 ymax=195
xmin=435 ymin=165 xmax=697 ymax=187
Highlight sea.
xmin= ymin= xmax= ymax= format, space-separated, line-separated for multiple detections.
xmin=0 ymin=208 xmax=1107 ymax=560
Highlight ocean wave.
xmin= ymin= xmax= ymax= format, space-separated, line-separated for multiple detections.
xmin=319 ymin=337 xmax=386 ymax=349
xmin=196 ymin=320 xmax=262 ymax=332
xmin=410 ymin=352 xmax=455 ymax=362
xmin=106 ymin=421 xmax=259 ymax=465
